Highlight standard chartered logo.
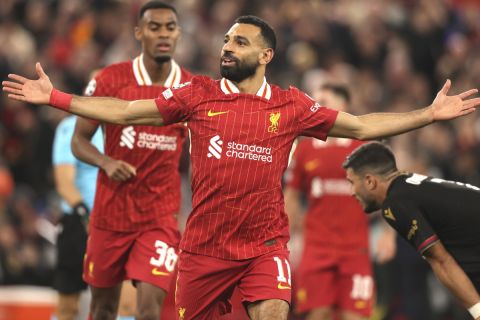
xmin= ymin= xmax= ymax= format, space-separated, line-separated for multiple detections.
xmin=207 ymin=135 xmax=272 ymax=163
xmin=119 ymin=126 xmax=177 ymax=151
xmin=120 ymin=126 xmax=136 ymax=149
xmin=207 ymin=135 xmax=223 ymax=159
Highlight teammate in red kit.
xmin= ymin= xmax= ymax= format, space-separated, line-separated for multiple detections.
xmin=285 ymin=84 xmax=376 ymax=320
xmin=71 ymin=2 xmax=192 ymax=319
xmin=4 ymin=15 xmax=480 ymax=320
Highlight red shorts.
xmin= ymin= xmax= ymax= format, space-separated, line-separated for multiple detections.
xmin=175 ymin=249 xmax=291 ymax=320
xmin=294 ymin=249 xmax=374 ymax=317
xmin=83 ymin=224 xmax=180 ymax=291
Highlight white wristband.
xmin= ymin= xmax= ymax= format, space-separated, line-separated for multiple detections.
xmin=468 ymin=302 xmax=480 ymax=319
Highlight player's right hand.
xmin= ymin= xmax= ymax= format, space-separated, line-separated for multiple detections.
xmin=2 ymin=62 xmax=52 ymax=105
xmin=101 ymin=158 xmax=137 ymax=182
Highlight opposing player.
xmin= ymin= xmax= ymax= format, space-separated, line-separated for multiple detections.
xmin=52 ymin=115 xmax=103 ymax=320
xmin=285 ymin=84 xmax=376 ymax=320
xmin=343 ymin=142 xmax=480 ymax=320
xmin=72 ymin=2 xmax=191 ymax=319
xmin=3 ymin=15 xmax=480 ymax=320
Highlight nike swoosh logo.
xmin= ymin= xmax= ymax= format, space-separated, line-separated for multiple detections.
xmin=208 ymin=110 xmax=229 ymax=117
xmin=152 ymin=268 xmax=169 ymax=276
xmin=277 ymin=283 xmax=291 ymax=290
xmin=305 ymin=159 xmax=320 ymax=171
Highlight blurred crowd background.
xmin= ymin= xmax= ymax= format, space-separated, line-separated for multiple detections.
xmin=0 ymin=0 xmax=479 ymax=319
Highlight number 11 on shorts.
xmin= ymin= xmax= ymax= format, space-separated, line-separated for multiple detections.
xmin=274 ymin=256 xmax=291 ymax=287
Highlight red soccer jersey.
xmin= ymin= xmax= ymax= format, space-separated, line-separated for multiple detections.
xmin=87 ymin=55 xmax=193 ymax=232
xmin=287 ymin=138 xmax=369 ymax=253
xmin=155 ymin=76 xmax=338 ymax=259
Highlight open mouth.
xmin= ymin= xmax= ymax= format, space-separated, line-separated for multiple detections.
xmin=156 ymin=44 xmax=171 ymax=52
xmin=221 ymin=57 xmax=237 ymax=67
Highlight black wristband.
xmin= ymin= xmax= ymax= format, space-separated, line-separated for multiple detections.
xmin=72 ymin=202 xmax=89 ymax=217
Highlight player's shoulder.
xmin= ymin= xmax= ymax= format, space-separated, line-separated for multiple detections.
xmin=179 ymin=67 xmax=195 ymax=81
xmin=179 ymin=75 xmax=218 ymax=93
xmin=95 ymin=60 xmax=133 ymax=80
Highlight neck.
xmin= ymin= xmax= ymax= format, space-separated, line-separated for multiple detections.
xmin=142 ymin=54 xmax=172 ymax=84
xmin=380 ymin=170 xmax=402 ymax=203
xmin=232 ymin=69 xmax=265 ymax=95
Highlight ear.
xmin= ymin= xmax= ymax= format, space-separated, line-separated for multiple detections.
xmin=364 ymin=174 xmax=377 ymax=191
xmin=259 ymin=48 xmax=274 ymax=65
xmin=134 ymin=26 xmax=142 ymax=41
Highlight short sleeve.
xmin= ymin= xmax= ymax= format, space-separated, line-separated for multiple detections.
xmin=53 ymin=117 xmax=76 ymax=166
xmin=292 ymin=88 xmax=338 ymax=140
xmin=285 ymin=139 xmax=308 ymax=191
xmin=155 ymin=81 xmax=195 ymax=125
xmin=382 ymin=199 xmax=439 ymax=254
xmin=83 ymin=70 xmax=115 ymax=126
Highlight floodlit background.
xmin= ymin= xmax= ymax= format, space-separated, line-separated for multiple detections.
xmin=0 ymin=0 xmax=479 ymax=319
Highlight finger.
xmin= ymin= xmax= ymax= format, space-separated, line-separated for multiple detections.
xmin=112 ymin=171 xmax=128 ymax=182
xmin=3 ymin=86 xmax=24 ymax=95
xmin=119 ymin=166 xmax=135 ymax=179
xmin=459 ymin=108 xmax=476 ymax=116
xmin=2 ymin=81 xmax=23 ymax=90
xmin=458 ymin=89 xmax=478 ymax=99
xmin=36 ymin=62 xmax=48 ymax=79
xmin=7 ymin=94 xmax=26 ymax=102
xmin=463 ymin=98 xmax=480 ymax=109
xmin=123 ymin=163 xmax=137 ymax=176
xmin=440 ymin=79 xmax=451 ymax=95
xmin=8 ymin=74 xmax=29 ymax=84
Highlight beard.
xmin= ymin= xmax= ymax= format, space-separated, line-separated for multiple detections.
xmin=361 ymin=196 xmax=380 ymax=213
xmin=220 ymin=54 xmax=259 ymax=82
xmin=154 ymin=55 xmax=171 ymax=64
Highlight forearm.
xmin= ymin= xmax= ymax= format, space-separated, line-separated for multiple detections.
xmin=69 ymin=95 xmax=131 ymax=125
xmin=71 ymin=135 xmax=111 ymax=169
xmin=356 ymin=106 xmax=434 ymax=140
xmin=429 ymin=255 xmax=480 ymax=310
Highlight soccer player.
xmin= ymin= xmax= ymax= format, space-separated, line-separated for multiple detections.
xmin=72 ymin=2 xmax=192 ymax=320
xmin=284 ymin=84 xmax=380 ymax=320
xmin=3 ymin=15 xmax=480 ymax=320
xmin=52 ymin=115 xmax=103 ymax=320
xmin=343 ymin=141 xmax=480 ymax=320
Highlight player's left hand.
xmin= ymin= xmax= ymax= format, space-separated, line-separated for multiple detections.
xmin=2 ymin=62 xmax=52 ymax=105
xmin=431 ymin=79 xmax=480 ymax=121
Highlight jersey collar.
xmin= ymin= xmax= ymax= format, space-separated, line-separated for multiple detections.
xmin=132 ymin=54 xmax=181 ymax=87
xmin=220 ymin=77 xmax=272 ymax=100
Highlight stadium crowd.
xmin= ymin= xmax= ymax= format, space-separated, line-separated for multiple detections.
xmin=0 ymin=0 xmax=479 ymax=319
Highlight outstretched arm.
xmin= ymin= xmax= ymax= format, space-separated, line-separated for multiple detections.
xmin=2 ymin=63 xmax=164 ymax=126
xmin=329 ymin=80 xmax=480 ymax=140
xmin=424 ymin=242 xmax=480 ymax=319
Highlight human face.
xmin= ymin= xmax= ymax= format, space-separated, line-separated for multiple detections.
xmin=312 ymin=88 xmax=348 ymax=112
xmin=136 ymin=8 xmax=180 ymax=63
xmin=345 ymin=168 xmax=380 ymax=213
xmin=220 ymin=23 xmax=266 ymax=82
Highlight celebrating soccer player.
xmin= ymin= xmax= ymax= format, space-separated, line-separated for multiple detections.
xmin=3 ymin=15 xmax=480 ymax=320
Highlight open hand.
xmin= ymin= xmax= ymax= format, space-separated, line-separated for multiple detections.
xmin=431 ymin=79 xmax=480 ymax=121
xmin=2 ymin=62 xmax=52 ymax=105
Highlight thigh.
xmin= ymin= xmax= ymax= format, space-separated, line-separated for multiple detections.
xmin=125 ymin=228 xmax=180 ymax=292
xmin=175 ymin=251 xmax=243 ymax=320
xmin=294 ymin=262 xmax=337 ymax=314
xmin=54 ymin=213 xmax=88 ymax=293
xmin=246 ymin=299 xmax=289 ymax=320
xmin=239 ymin=249 xmax=292 ymax=306
xmin=83 ymin=225 xmax=136 ymax=287
xmin=338 ymin=254 xmax=374 ymax=317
